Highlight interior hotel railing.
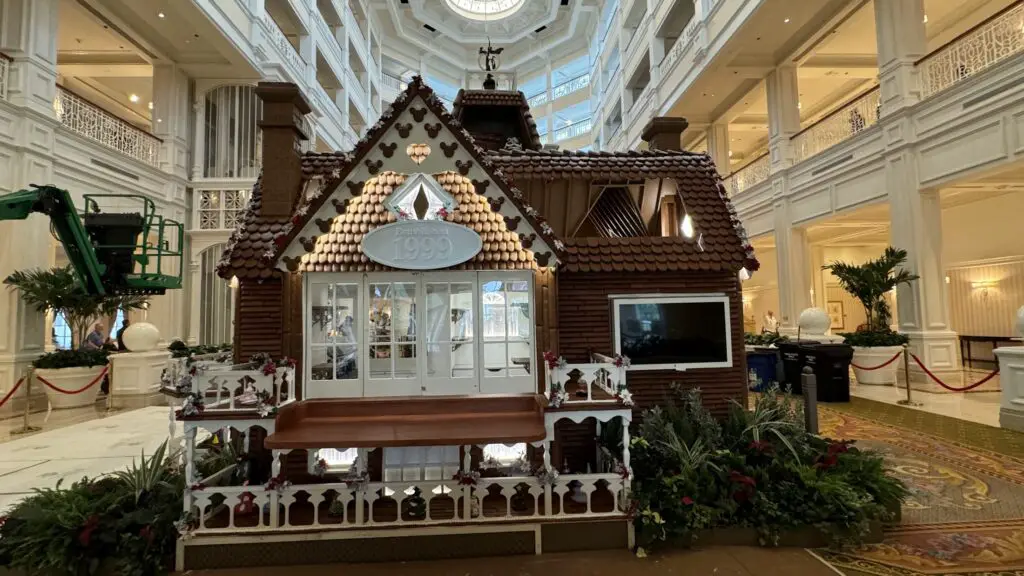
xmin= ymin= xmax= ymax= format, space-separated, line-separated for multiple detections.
xmin=53 ymin=86 xmax=162 ymax=167
xmin=528 ymin=72 xmax=591 ymax=108
xmin=0 ymin=53 xmax=10 ymax=102
xmin=723 ymin=1 xmax=1024 ymax=196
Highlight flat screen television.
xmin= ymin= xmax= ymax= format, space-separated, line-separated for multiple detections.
xmin=613 ymin=295 xmax=732 ymax=370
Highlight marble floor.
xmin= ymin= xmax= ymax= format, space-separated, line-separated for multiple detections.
xmin=0 ymin=404 xmax=181 ymax=515
xmin=849 ymin=369 xmax=1003 ymax=428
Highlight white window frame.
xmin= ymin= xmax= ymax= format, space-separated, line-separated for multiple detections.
xmin=611 ymin=293 xmax=733 ymax=371
xmin=304 ymin=271 xmax=535 ymax=398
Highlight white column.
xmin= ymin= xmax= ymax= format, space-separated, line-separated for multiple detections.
xmin=773 ymin=201 xmax=811 ymax=333
xmin=545 ymin=62 xmax=553 ymax=142
xmin=152 ymin=64 xmax=191 ymax=180
xmin=706 ymin=122 xmax=730 ymax=172
xmin=0 ymin=0 xmax=59 ymax=117
xmin=996 ymin=320 xmax=1024 ymax=431
xmin=187 ymin=259 xmax=202 ymax=345
xmin=887 ymin=153 xmax=960 ymax=389
xmin=874 ymin=0 xmax=926 ymax=116
xmin=765 ymin=65 xmax=801 ymax=171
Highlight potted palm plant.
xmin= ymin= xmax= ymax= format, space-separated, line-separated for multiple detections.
xmin=5 ymin=266 xmax=148 ymax=408
xmin=822 ymin=247 xmax=917 ymax=386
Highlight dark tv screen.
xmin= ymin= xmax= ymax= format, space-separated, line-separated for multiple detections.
xmin=617 ymin=300 xmax=730 ymax=366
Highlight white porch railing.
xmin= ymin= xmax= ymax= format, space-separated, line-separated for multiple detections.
xmin=791 ymin=87 xmax=880 ymax=163
xmin=918 ymin=2 xmax=1024 ymax=98
xmin=722 ymin=153 xmax=770 ymax=197
xmin=53 ymin=86 xmax=161 ymax=166
xmin=0 ymin=53 xmax=10 ymax=101
xmin=261 ymin=13 xmax=305 ymax=82
xmin=192 ymin=362 xmax=295 ymax=414
xmin=546 ymin=353 xmax=628 ymax=405
xmin=187 ymin=473 xmax=628 ymax=533
xmin=554 ymin=117 xmax=593 ymax=142
xmin=383 ymin=73 xmax=406 ymax=92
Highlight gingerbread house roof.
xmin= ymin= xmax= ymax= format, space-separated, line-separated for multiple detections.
xmin=298 ymin=171 xmax=535 ymax=272
xmin=451 ymin=90 xmax=543 ymax=151
xmin=218 ymin=76 xmax=561 ymax=279
xmin=561 ymin=236 xmax=745 ymax=273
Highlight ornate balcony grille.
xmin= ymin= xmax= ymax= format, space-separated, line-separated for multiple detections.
xmin=197 ymin=190 xmax=250 ymax=230
xmin=382 ymin=73 xmax=407 ymax=91
xmin=918 ymin=2 xmax=1024 ymax=98
xmin=553 ymin=73 xmax=590 ymax=100
xmin=0 ymin=53 xmax=10 ymax=101
xmin=527 ymin=91 xmax=547 ymax=108
xmin=791 ymin=87 xmax=880 ymax=163
xmin=53 ymin=86 xmax=161 ymax=166
xmin=554 ymin=117 xmax=593 ymax=142
xmin=722 ymin=153 xmax=770 ymax=197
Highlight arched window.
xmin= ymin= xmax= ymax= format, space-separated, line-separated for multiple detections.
xmin=200 ymin=244 xmax=235 ymax=345
xmin=203 ymin=85 xmax=262 ymax=179
xmin=53 ymin=312 xmax=72 ymax=350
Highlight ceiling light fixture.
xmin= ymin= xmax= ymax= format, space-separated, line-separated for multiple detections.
xmin=129 ymin=94 xmax=140 ymax=103
xmin=148 ymin=101 xmax=153 ymax=110
xmin=784 ymin=18 xmax=790 ymax=23
xmin=923 ymin=14 xmax=928 ymax=23
xmin=158 ymin=11 xmax=165 ymax=18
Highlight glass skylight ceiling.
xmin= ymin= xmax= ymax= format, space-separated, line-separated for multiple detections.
xmin=444 ymin=0 xmax=527 ymax=21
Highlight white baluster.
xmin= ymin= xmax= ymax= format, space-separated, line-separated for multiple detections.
xmin=184 ymin=427 xmax=197 ymax=486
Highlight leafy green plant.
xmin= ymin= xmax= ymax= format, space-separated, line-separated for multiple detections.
xmin=744 ymin=332 xmax=790 ymax=347
xmin=4 ymin=266 xmax=148 ymax=348
xmin=839 ymin=329 xmax=910 ymax=347
xmin=112 ymin=440 xmax=172 ymax=504
xmin=822 ymin=247 xmax=918 ymax=331
xmin=630 ymin=386 xmax=907 ymax=552
xmin=32 ymin=349 xmax=110 ymax=370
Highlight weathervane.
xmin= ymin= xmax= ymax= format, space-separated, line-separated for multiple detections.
xmin=478 ymin=38 xmax=503 ymax=90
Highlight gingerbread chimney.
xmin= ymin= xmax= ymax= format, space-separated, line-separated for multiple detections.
xmin=641 ymin=117 xmax=689 ymax=151
xmin=255 ymin=82 xmax=311 ymax=217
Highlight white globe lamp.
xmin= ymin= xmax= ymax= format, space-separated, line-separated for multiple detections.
xmin=798 ymin=307 xmax=831 ymax=337
xmin=122 ymin=321 xmax=161 ymax=352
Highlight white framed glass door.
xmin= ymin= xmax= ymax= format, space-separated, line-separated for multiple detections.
xmin=479 ymin=273 xmax=535 ymax=394
xmin=366 ymin=275 xmax=421 ymax=397
xmin=422 ymin=274 xmax=477 ymax=395
xmin=306 ymin=279 xmax=363 ymax=398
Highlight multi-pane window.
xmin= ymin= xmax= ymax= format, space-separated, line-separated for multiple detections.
xmin=309 ymin=283 xmax=360 ymax=381
xmin=425 ymin=282 xmax=475 ymax=379
xmin=203 ymin=85 xmax=262 ymax=179
xmin=368 ymin=282 xmax=417 ymax=380
xmin=53 ymin=312 xmax=72 ymax=349
xmin=481 ymin=279 xmax=531 ymax=378
xmin=197 ymin=190 xmax=249 ymax=230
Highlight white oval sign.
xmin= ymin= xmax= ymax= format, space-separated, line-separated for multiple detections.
xmin=362 ymin=220 xmax=483 ymax=270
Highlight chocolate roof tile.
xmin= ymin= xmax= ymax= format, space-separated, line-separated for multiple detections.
xmin=560 ymin=236 xmax=745 ymax=273
xmin=298 ymin=171 xmax=533 ymax=272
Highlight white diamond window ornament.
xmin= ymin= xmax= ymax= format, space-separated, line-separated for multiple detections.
xmin=384 ymin=173 xmax=457 ymax=221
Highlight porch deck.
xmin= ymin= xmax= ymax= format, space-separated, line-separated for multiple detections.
xmin=264 ymin=394 xmax=547 ymax=449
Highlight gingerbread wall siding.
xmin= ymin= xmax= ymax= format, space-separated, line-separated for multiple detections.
xmin=557 ymin=270 xmax=747 ymax=417
xmin=234 ymin=278 xmax=286 ymax=362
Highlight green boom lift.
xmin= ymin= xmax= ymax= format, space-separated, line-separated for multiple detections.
xmin=0 ymin=184 xmax=184 ymax=296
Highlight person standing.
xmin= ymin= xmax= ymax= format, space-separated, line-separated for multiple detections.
xmin=763 ymin=311 xmax=779 ymax=334
xmin=116 ymin=319 xmax=130 ymax=351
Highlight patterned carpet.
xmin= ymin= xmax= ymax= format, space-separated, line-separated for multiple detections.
xmin=815 ymin=404 xmax=1024 ymax=576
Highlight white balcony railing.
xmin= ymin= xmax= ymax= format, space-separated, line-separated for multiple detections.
xmin=554 ymin=118 xmax=593 ymax=142
xmin=528 ymin=91 xmax=547 ymax=108
xmin=791 ymin=87 xmax=880 ymax=163
xmin=53 ymin=86 xmax=161 ymax=166
xmin=722 ymin=153 xmax=770 ymax=197
xmin=261 ymin=14 xmax=305 ymax=82
xmin=661 ymin=15 xmax=701 ymax=72
xmin=197 ymin=189 xmax=251 ymax=230
xmin=383 ymin=73 xmax=407 ymax=92
xmin=553 ymin=73 xmax=591 ymax=100
xmin=0 ymin=53 xmax=10 ymax=101
xmin=190 ymin=360 xmax=295 ymax=414
xmin=546 ymin=353 xmax=628 ymax=406
xmin=918 ymin=2 xmax=1024 ymax=98
xmin=187 ymin=473 xmax=628 ymax=534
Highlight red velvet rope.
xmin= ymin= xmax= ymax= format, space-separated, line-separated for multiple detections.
xmin=35 ymin=367 xmax=108 ymax=395
xmin=850 ymin=351 xmax=904 ymax=371
xmin=909 ymin=353 xmax=1000 ymax=392
xmin=0 ymin=377 xmax=25 ymax=408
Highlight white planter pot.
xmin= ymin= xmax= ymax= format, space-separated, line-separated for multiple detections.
xmin=34 ymin=365 xmax=106 ymax=409
xmin=851 ymin=346 xmax=903 ymax=386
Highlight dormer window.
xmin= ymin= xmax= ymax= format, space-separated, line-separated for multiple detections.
xmin=385 ymin=173 xmax=456 ymax=221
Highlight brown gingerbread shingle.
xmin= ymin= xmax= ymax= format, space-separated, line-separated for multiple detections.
xmin=561 ymin=236 xmax=745 ymax=273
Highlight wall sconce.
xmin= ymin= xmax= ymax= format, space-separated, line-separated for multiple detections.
xmin=971 ymin=280 xmax=997 ymax=290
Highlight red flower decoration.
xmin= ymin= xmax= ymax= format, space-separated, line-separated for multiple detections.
xmin=291 ymin=215 xmax=301 ymax=226
xmin=273 ymin=234 xmax=287 ymax=247
xmin=748 ymin=440 xmax=774 ymax=453
xmin=729 ymin=470 xmax=756 ymax=488
xmin=139 ymin=525 xmax=154 ymax=544
xmin=681 ymin=496 xmax=694 ymax=506
xmin=78 ymin=514 xmax=100 ymax=547
xmin=261 ymin=361 xmax=277 ymax=376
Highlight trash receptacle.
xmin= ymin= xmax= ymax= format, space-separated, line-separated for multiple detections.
xmin=778 ymin=341 xmax=818 ymax=394
xmin=746 ymin=348 xmax=781 ymax=391
xmin=803 ymin=343 xmax=854 ymax=402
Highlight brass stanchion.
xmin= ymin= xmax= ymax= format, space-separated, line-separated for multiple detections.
xmin=897 ymin=344 xmax=921 ymax=407
xmin=12 ymin=366 xmax=42 ymax=435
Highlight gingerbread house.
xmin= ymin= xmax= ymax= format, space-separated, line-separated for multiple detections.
xmin=175 ymin=77 xmax=754 ymax=569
